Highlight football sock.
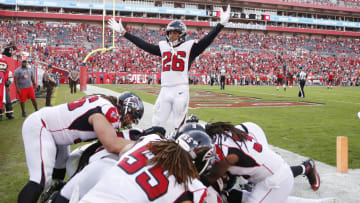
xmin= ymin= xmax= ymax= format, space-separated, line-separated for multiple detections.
xmin=290 ymin=165 xmax=305 ymax=177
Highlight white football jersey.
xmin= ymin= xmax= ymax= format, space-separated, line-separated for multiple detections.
xmin=80 ymin=134 xmax=207 ymax=203
xmin=159 ymin=40 xmax=195 ymax=87
xmin=39 ymin=95 xmax=120 ymax=145
xmin=214 ymin=132 xmax=286 ymax=184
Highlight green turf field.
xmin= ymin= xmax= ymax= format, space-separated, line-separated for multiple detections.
xmin=0 ymin=84 xmax=359 ymax=202
xmin=107 ymin=84 xmax=360 ymax=168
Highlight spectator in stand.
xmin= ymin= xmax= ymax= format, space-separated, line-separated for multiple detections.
xmin=69 ymin=67 xmax=79 ymax=94
xmin=2 ymin=20 xmax=360 ymax=85
xmin=14 ymin=60 xmax=38 ymax=117
xmin=276 ymin=69 xmax=286 ymax=91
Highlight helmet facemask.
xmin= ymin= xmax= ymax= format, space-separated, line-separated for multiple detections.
xmin=117 ymin=92 xmax=144 ymax=128
xmin=193 ymin=147 xmax=216 ymax=175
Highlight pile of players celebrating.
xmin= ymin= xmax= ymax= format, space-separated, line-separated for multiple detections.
xmin=17 ymin=91 xmax=327 ymax=203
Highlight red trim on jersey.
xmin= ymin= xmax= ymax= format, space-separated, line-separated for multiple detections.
xmin=215 ymin=145 xmax=224 ymax=160
xmin=260 ymin=188 xmax=273 ymax=202
xmin=262 ymin=164 xmax=274 ymax=175
xmin=41 ymin=119 xmax=47 ymax=128
xmin=217 ymin=194 xmax=223 ymax=203
xmin=199 ymin=189 xmax=207 ymax=203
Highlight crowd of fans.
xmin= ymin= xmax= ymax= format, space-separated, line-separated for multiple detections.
xmin=1 ymin=20 xmax=359 ymax=86
xmin=278 ymin=0 xmax=360 ymax=9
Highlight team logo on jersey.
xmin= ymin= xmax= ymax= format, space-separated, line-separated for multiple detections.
xmin=106 ymin=107 xmax=120 ymax=123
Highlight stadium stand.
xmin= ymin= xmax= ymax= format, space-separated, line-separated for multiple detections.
xmin=0 ymin=1 xmax=359 ymax=86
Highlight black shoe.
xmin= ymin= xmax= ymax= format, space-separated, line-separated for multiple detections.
xmin=0 ymin=115 xmax=2 ymax=121
xmin=22 ymin=112 xmax=27 ymax=117
xmin=303 ymin=159 xmax=320 ymax=191
xmin=7 ymin=114 xmax=15 ymax=119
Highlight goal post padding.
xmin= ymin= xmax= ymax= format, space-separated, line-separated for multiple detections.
xmin=80 ymin=64 xmax=87 ymax=91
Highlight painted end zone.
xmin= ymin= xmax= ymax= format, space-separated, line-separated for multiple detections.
xmin=118 ymin=86 xmax=320 ymax=108
xmin=189 ymin=90 xmax=320 ymax=108
xmin=189 ymin=101 xmax=319 ymax=108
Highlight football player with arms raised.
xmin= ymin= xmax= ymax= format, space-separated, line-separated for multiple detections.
xmin=108 ymin=5 xmax=231 ymax=130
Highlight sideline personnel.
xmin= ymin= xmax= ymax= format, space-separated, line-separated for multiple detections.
xmin=14 ymin=60 xmax=38 ymax=117
xmin=297 ymin=67 xmax=307 ymax=98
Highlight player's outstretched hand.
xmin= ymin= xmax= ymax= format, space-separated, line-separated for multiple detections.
xmin=220 ymin=4 xmax=231 ymax=26
xmin=108 ymin=18 xmax=126 ymax=35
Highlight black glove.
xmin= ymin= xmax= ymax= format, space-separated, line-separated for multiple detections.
xmin=223 ymin=172 xmax=237 ymax=191
xmin=227 ymin=189 xmax=243 ymax=203
xmin=142 ymin=126 xmax=166 ymax=138
xmin=128 ymin=128 xmax=143 ymax=141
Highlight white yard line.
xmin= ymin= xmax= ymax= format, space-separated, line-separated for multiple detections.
xmin=82 ymin=85 xmax=360 ymax=202
xmin=237 ymin=89 xmax=360 ymax=105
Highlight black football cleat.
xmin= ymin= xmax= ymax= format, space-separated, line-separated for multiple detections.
xmin=303 ymin=159 xmax=320 ymax=191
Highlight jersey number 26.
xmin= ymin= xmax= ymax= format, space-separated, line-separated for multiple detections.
xmin=163 ymin=51 xmax=186 ymax=72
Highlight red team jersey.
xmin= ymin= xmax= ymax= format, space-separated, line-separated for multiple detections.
xmin=80 ymin=134 xmax=207 ymax=203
